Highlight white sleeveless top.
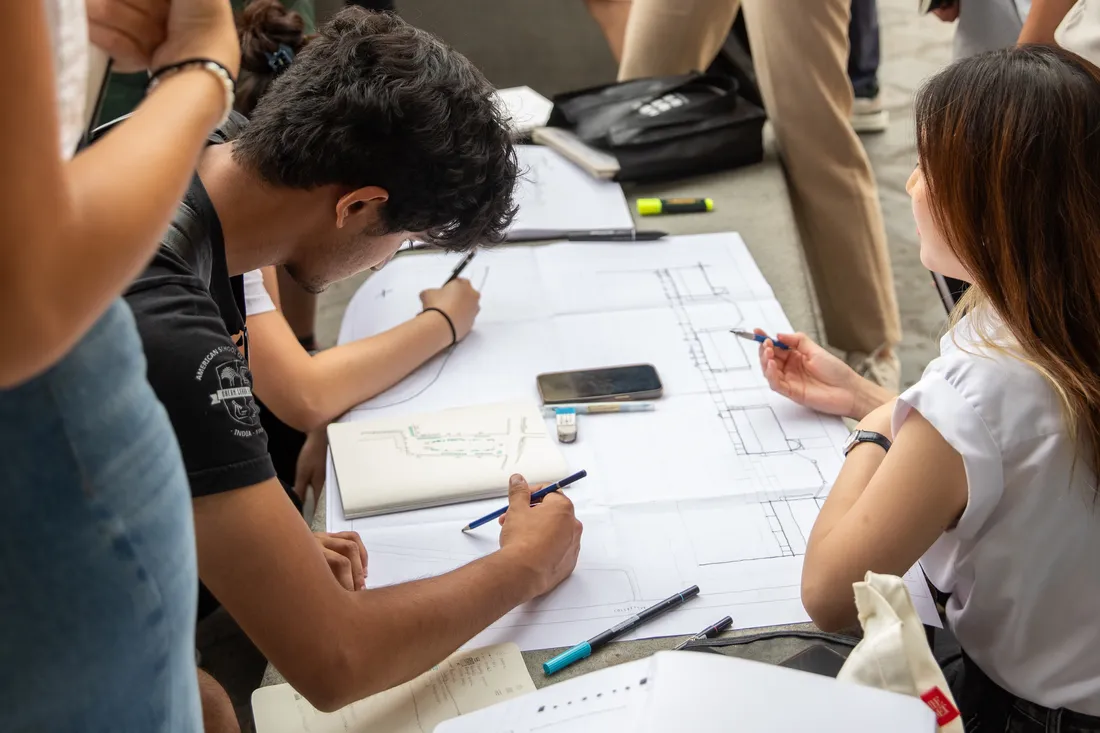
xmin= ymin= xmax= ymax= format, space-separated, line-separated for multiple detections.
xmin=43 ymin=0 xmax=89 ymax=159
xmin=1058 ymin=0 xmax=1100 ymax=66
xmin=893 ymin=314 xmax=1100 ymax=715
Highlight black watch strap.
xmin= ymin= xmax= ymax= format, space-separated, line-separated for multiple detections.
xmin=844 ymin=429 xmax=892 ymax=457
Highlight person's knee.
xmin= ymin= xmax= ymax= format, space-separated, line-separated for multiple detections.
xmin=197 ymin=667 xmax=240 ymax=733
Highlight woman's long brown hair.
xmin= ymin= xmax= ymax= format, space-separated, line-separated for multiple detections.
xmin=915 ymin=45 xmax=1100 ymax=484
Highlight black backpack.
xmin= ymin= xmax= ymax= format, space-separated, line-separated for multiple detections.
xmin=546 ymin=72 xmax=767 ymax=183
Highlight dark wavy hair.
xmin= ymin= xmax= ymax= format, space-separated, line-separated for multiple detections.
xmin=233 ymin=7 xmax=518 ymax=251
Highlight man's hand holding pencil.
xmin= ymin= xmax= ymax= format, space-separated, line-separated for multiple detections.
xmin=496 ymin=474 xmax=584 ymax=601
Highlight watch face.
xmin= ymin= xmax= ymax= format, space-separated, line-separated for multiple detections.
xmin=843 ymin=431 xmax=858 ymax=453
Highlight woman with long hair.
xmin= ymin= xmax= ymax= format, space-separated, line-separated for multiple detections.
xmin=760 ymin=45 xmax=1100 ymax=729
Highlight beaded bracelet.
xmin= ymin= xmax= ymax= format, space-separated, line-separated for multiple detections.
xmin=147 ymin=58 xmax=236 ymax=126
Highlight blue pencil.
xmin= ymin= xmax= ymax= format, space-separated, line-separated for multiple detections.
xmin=461 ymin=470 xmax=588 ymax=532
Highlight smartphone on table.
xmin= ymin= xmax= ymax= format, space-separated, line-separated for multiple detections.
xmin=536 ymin=364 xmax=663 ymax=404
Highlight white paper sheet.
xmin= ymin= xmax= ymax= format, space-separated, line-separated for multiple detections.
xmin=328 ymin=401 xmax=567 ymax=517
xmin=436 ymin=653 xmax=937 ymax=733
xmin=492 ymin=86 xmax=553 ymax=135
xmin=327 ymin=234 xmax=941 ymax=651
xmin=435 ymin=659 xmax=653 ymax=733
xmin=251 ymin=643 xmax=533 ymax=733
xmin=508 ymin=146 xmax=634 ymax=241
xmin=639 ymin=653 xmax=936 ymax=733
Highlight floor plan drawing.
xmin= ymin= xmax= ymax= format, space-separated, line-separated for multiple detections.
xmin=327 ymin=234 xmax=941 ymax=649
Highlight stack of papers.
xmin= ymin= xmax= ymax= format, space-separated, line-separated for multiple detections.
xmin=507 ymin=145 xmax=633 ymax=241
xmin=436 ymin=652 xmax=937 ymax=732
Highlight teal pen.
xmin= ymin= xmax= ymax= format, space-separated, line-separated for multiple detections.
xmin=543 ymin=585 xmax=700 ymax=675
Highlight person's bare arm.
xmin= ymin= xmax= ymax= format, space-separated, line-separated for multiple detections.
xmin=247 ymin=309 xmax=454 ymax=430
xmin=193 ymin=475 xmax=581 ymax=711
xmin=800 ymin=403 xmax=968 ymax=631
xmin=248 ymin=277 xmax=479 ymax=431
xmin=1019 ymin=0 xmax=1078 ymax=43
xmin=0 ymin=0 xmax=237 ymax=386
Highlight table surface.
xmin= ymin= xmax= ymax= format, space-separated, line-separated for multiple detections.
xmin=262 ymin=136 xmax=825 ymax=691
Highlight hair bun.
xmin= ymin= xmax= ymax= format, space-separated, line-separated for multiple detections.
xmin=237 ymin=0 xmax=307 ymax=73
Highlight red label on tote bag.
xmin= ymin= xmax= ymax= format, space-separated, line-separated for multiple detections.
xmin=920 ymin=687 xmax=960 ymax=726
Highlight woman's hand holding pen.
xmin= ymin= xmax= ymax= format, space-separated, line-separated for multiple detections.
xmin=756 ymin=330 xmax=893 ymax=420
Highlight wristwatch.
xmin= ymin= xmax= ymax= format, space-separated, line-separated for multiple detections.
xmin=843 ymin=429 xmax=892 ymax=457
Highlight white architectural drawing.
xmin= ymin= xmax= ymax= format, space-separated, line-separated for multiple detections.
xmin=327 ymin=234 xmax=940 ymax=650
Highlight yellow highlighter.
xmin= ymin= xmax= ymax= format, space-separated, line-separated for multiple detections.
xmin=637 ymin=197 xmax=714 ymax=216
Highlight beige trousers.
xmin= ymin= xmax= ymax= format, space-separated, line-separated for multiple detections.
xmin=618 ymin=0 xmax=901 ymax=353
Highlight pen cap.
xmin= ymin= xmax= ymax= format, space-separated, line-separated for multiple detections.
xmin=636 ymin=198 xmax=662 ymax=216
xmin=542 ymin=642 xmax=593 ymax=675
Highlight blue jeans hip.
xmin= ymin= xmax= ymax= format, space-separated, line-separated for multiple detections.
xmin=0 ymin=299 xmax=201 ymax=732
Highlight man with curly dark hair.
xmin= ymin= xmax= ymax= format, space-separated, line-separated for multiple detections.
xmin=122 ymin=8 xmax=581 ymax=715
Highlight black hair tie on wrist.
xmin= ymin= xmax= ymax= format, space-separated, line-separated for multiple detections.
xmin=422 ymin=307 xmax=456 ymax=346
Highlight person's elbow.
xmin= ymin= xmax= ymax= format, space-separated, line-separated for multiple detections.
xmin=258 ymin=386 xmax=330 ymax=434
xmin=284 ymin=396 xmax=329 ymax=434
xmin=801 ymin=561 xmax=858 ymax=633
xmin=288 ymin=645 xmax=379 ymax=713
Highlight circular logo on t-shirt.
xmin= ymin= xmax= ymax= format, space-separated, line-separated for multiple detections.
xmin=207 ymin=355 xmax=261 ymax=428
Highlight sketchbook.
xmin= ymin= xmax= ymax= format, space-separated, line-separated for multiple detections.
xmin=251 ymin=643 xmax=534 ymax=733
xmin=507 ymin=145 xmax=633 ymax=241
xmin=328 ymin=401 xmax=569 ymax=518
xmin=436 ymin=652 xmax=936 ymax=733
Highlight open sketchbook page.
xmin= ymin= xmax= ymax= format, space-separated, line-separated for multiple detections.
xmin=508 ymin=146 xmax=634 ymax=240
xmin=327 ymin=234 xmax=940 ymax=650
xmin=328 ymin=401 xmax=567 ymax=518
xmin=251 ymin=643 xmax=534 ymax=733
xmin=439 ymin=653 xmax=936 ymax=733
xmin=436 ymin=659 xmax=653 ymax=733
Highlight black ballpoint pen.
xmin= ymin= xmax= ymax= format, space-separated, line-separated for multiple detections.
xmin=444 ymin=251 xmax=476 ymax=284
xmin=672 ymin=615 xmax=734 ymax=650
xmin=562 ymin=230 xmax=668 ymax=242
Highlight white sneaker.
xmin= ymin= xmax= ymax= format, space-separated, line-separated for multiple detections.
xmin=851 ymin=95 xmax=889 ymax=134
xmin=846 ymin=347 xmax=901 ymax=395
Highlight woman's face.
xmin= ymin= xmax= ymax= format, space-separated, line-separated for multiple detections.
xmin=907 ymin=166 xmax=970 ymax=282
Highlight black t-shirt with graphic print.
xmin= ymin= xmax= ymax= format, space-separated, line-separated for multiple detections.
xmin=125 ymin=175 xmax=276 ymax=497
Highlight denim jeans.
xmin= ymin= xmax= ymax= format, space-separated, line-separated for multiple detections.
xmin=0 ymin=300 xmax=201 ymax=732
xmin=944 ymin=652 xmax=1100 ymax=732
